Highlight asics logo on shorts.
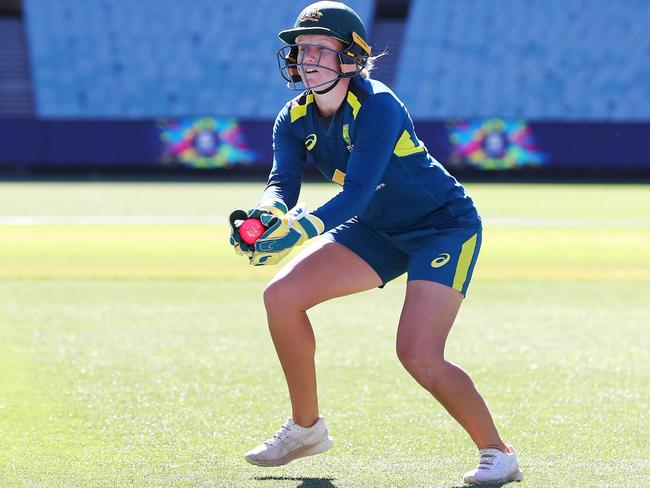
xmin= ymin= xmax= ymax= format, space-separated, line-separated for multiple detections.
xmin=305 ymin=134 xmax=317 ymax=150
xmin=431 ymin=253 xmax=451 ymax=268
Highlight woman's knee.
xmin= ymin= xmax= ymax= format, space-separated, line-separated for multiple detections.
xmin=263 ymin=278 xmax=291 ymax=311
xmin=263 ymin=275 xmax=316 ymax=314
xmin=396 ymin=342 xmax=446 ymax=386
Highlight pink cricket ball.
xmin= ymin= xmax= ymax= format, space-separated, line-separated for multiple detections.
xmin=239 ymin=218 xmax=265 ymax=245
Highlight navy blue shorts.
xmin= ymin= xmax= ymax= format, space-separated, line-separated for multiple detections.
xmin=324 ymin=218 xmax=482 ymax=296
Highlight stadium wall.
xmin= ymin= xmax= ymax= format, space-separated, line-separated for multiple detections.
xmin=1 ymin=118 xmax=648 ymax=178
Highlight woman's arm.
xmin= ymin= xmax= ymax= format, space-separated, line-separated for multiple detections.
xmin=258 ymin=105 xmax=307 ymax=214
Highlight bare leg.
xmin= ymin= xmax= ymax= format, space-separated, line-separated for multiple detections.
xmin=396 ymin=280 xmax=508 ymax=451
xmin=263 ymin=239 xmax=382 ymax=427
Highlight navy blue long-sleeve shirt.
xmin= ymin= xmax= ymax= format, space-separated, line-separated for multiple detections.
xmin=261 ymin=77 xmax=480 ymax=234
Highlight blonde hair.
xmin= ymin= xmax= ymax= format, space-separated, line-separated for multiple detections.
xmin=359 ymin=49 xmax=387 ymax=79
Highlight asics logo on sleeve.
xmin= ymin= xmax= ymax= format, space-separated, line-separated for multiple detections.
xmin=431 ymin=253 xmax=451 ymax=268
xmin=305 ymin=134 xmax=317 ymax=151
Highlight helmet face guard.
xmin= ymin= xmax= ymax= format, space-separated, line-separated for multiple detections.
xmin=277 ymin=39 xmax=369 ymax=91
xmin=277 ymin=2 xmax=372 ymax=92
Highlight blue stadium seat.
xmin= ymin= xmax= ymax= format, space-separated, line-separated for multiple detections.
xmin=24 ymin=0 xmax=374 ymax=118
xmin=395 ymin=0 xmax=650 ymax=120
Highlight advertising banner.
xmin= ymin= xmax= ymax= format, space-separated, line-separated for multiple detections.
xmin=1 ymin=118 xmax=648 ymax=173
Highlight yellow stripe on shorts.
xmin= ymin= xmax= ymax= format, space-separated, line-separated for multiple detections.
xmin=452 ymin=233 xmax=478 ymax=293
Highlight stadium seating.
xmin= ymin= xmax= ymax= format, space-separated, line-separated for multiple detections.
xmin=0 ymin=18 xmax=33 ymax=116
xmin=395 ymin=0 xmax=650 ymax=120
xmin=24 ymin=0 xmax=650 ymax=120
xmin=24 ymin=0 xmax=374 ymax=118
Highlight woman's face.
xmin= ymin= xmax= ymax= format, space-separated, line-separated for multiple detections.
xmin=295 ymin=34 xmax=345 ymax=89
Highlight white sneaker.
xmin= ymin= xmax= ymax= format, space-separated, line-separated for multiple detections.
xmin=244 ymin=417 xmax=333 ymax=467
xmin=463 ymin=446 xmax=524 ymax=485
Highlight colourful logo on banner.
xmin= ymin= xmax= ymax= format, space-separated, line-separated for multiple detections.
xmin=448 ymin=119 xmax=547 ymax=170
xmin=159 ymin=118 xmax=257 ymax=169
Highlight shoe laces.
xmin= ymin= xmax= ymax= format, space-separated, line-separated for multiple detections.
xmin=264 ymin=420 xmax=295 ymax=447
xmin=478 ymin=453 xmax=497 ymax=470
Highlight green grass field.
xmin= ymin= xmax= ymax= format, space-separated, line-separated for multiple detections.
xmin=0 ymin=182 xmax=648 ymax=487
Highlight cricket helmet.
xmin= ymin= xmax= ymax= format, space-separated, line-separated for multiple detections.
xmin=277 ymin=1 xmax=372 ymax=90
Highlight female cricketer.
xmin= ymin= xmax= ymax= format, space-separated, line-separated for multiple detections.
xmin=228 ymin=2 xmax=523 ymax=485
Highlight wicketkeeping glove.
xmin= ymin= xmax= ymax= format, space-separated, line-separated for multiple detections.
xmin=228 ymin=209 xmax=253 ymax=257
xmin=248 ymin=199 xmax=289 ymax=220
xmin=251 ymin=203 xmax=325 ymax=266
xmin=228 ymin=200 xmax=288 ymax=258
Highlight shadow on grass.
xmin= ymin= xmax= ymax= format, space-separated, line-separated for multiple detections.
xmin=449 ymin=484 xmax=507 ymax=488
xmin=254 ymin=478 xmax=514 ymax=488
xmin=253 ymin=476 xmax=337 ymax=488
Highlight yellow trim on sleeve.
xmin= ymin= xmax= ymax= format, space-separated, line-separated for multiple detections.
xmin=332 ymin=169 xmax=346 ymax=186
xmin=290 ymin=93 xmax=314 ymax=123
xmin=452 ymin=233 xmax=478 ymax=293
xmin=346 ymin=91 xmax=361 ymax=119
xmin=393 ymin=130 xmax=425 ymax=157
